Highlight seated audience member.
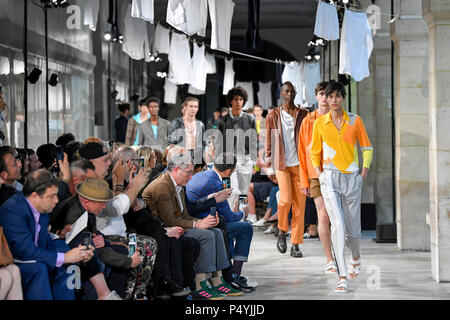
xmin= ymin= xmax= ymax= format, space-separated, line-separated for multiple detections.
xmin=36 ymin=143 xmax=56 ymax=171
xmin=143 ymin=153 xmax=243 ymax=300
xmin=0 ymin=146 xmax=23 ymax=192
xmin=78 ymin=142 xmax=112 ymax=180
xmin=55 ymin=133 xmax=75 ymax=148
xmin=63 ymin=141 xmax=82 ymax=163
xmin=0 ymin=169 xmax=96 ymax=300
xmin=16 ymin=148 xmax=30 ymax=184
xmin=186 ymin=153 xmax=255 ymax=285
xmin=0 ymin=155 xmax=17 ymax=206
xmin=138 ymin=97 xmax=171 ymax=150
xmin=50 ymin=177 xmax=142 ymax=299
xmin=25 ymin=148 xmax=42 ymax=172
xmin=136 ymin=145 xmax=158 ymax=173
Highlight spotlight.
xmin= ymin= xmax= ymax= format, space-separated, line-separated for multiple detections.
xmin=48 ymin=73 xmax=59 ymax=86
xmin=155 ymin=57 xmax=162 ymax=63
xmin=104 ymin=31 xmax=112 ymax=41
xmin=305 ymin=55 xmax=312 ymax=60
xmin=111 ymin=90 xmax=119 ymax=99
xmin=130 ymin=93 xmax=140 ymax=101
xmin=118 ymin=34 xmax=124 ymax=44
xmin=27 ymin=67 xmax=42 ymax=84
xmin=314 ymin=54 xmax=321 ymax=61
xmin=343 ymin=0 xmax=349 ymax=3
xmin=149 ymin=55 xmax=155 ymax=62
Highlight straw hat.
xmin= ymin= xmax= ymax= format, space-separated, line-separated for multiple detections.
xmin=76 ymin=177 xmax=114 ymax=202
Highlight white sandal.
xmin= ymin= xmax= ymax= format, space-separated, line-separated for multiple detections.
xmin=334 ymin=278 xmax=348 ymax=293
xmin=325 ymin=261 xmax=338 ymax=274
xmin=348 ymin=257 xmax=361 ymax=279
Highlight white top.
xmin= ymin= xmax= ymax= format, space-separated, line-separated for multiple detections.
xmin=98 ymin=194 xmax=131 ymax=238
xmin=303 ymin=62 xmax=321 ymax=106
xmin=339 ymin=9 xmax=373 ymax=81
xmin=280 ymin=109 xmax=299 ymax=167
xmin=205 ymin=53 xmax=217 ymax=74
xmin=122 ymin=4 xmax=151 ymax=62
xmin=257 ymin=82 xmax=272 ymax=110
xmin=208 ymin=0 xmax=235 ymax=53
xmin=222 ymin=58 xmax=235 ymax=95
xmin=131 ymin=0 xmax=154 ymax=23
xmin=164 ymin=79 xmax=178 ymax=104
xmin=235 ymin=81 xmax=254 ymax=111
xmin=189 ymin=43 xmax=208 ymax=93
xmin=153 ymin=23 xmax=171 ymax=55
xmin=84 ymin=0 xmax=100 ymax=31
xmin=168 ymin=32 xmax=192 ymax=85
xmin=281 ymin=61 xmax=305 ymax=106
xmin=314 ymin=0 xmax=339 ymax=41
xmin=166 ymin=0 xmax=208 ymax=36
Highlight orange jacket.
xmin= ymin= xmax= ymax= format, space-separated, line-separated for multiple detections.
xmin=298 ymin=110 xmax=325 ymax=188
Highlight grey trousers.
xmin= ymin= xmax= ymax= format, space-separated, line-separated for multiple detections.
xmin=183 ymin=228 xmax=230 ymax=273
xmin=319 ymin=170 xmax=363 ymax=277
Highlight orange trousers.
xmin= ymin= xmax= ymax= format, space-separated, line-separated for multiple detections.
xmin=276 ymin=165 xmax=306 ymax=244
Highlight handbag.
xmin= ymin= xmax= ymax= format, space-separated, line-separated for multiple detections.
xmin=0 ymin=226 xmax=14 ymax=266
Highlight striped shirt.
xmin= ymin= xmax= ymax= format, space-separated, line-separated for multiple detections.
xmin=311 ymin=110 xmax=373 ymax=174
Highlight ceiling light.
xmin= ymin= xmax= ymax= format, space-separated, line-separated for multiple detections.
xmin=48 ymin=73 xmax=59 ymax=86
xmin=314 ymin=54 xmax=321 ymax=61
xmin=111 ymin=90 xmax=118 ymax=99
xmin=104 ymin=31 xmax=112 ymax=41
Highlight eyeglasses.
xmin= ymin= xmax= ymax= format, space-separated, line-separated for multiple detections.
xmin=180 ymin=168 xmax=194 ymax=176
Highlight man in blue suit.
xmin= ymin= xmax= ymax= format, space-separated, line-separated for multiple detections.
xmin=186 ymin=153 xmax=254 ymax=283
xmin=0 ymin=169 xmax=94 ymax=300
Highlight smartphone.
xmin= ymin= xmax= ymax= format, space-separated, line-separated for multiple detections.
xmin=108 ymin=140 xmax=114 ymax=150
xmin=210 ymin=206 xmax=216 ymax=217
xmin=81 ymin=231 xmax=92 ymax=249
xmin=55 ymin=146 xmax=64 ymax=161
xmin=139 ymin=156 xmax=145 ymax=170
xmin=222 ymin=177 xmax=231 ymax=189
xmin=238 ymin=195 xmax=248 ymax=211
xmin=128 ymin=233 xmax=137 ymax=257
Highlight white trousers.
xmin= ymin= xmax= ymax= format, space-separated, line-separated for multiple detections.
xmin=319 ymin=170 xmax=363 ymax=277
xmin=227 ymin=161 xmax=254 ymax=209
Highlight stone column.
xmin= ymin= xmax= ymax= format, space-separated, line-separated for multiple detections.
xmin=390 ymin=0 xmax=430 ymax=250
xmin=422 ymin=0 xmax=450 ymax=283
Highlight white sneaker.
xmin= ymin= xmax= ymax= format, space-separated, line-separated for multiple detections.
xmin=103 ymin=290 xmax=122 ymax=300
xmin=246 ymin=214 xmax=257 ymax=224
xmin=253 ymin=218 xmax=266 ymax=227
xmin=264 ymin=225 xmax=276 ymax=234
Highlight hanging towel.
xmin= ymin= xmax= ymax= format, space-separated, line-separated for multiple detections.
xmin=84 ymin=0 xmax=100 ymax=31
xmin=339 ymin=9 xmax=373 ymax=82
xmin=164 ymin=79 xmax=178 ymax=104
xmin=153 ymin=23 xmax=171 ymax=55
xmin=303 ymin=62 xmax=321 ymax=106
xmin=257 ymin=81 xmax=272 ymax=110
xmin=314 ymin=0 xmax=339 ymax=41
xmin=168 ymin=32 xmax=192 ymax=85
xmin=131 ymin=0 xmax=154 ymax=23
xmin=222 ymin=58 xmax=235 ymax=95
xmin=122 ymin=4 xmax=151 ymax=62
xmin=235 ymin=81 xmax=255 ymax=111
xmin=188 ymin=43 xmax=208 ymax=94
xmin=208 ymin=0 xmax=235 ymax=53
xmin=281 ymin=61 xmax=305 ymax=106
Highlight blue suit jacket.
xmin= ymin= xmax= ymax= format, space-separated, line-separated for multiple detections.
xmin=186 ymin=170 xmax=244 ymax=223
xmin=0 ymin=193 xmax=60 ymax=269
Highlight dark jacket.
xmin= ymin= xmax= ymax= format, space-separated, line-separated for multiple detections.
xmin=168 ymin=117 xmax=205 ymax=162
xmin=216 ymin=112 xmax=257 ymax=162
xmin=50 ymin=195 xmax=132 ymax=269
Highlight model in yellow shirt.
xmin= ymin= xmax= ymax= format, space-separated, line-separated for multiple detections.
xmin=311 ymin=82 xmax=373 ymax=294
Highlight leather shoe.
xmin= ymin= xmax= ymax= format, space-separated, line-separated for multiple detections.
xmin=276 ymin=232 xmax=287 ymax=253
xmin=290 ymin=244 xmax=303 ymax=258
xmin=157 ymin=279 xmax=191 ymax=297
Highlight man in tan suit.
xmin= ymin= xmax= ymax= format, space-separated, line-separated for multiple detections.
xmin=142 ymin=154 xmax=243 ymax=300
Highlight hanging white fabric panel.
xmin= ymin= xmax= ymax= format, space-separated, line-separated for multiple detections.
xmin=339 ymin=9 xmax=373 ymax=82
xmin=208 ymin=0 xmax=235 ymax=53
xmin=84 ymin=0 xmax=100 ymax=31
xmin=153 ymin=23 xmax=171 ymax=55
xmin=168 ymin=32 xmax=192 ymax=85
xmin=235 ymin=81 xmax=254 ymax=111
xmin=205 ymin=53 xmax=217 ymax=74
xmin=314 ymin=0 xmax=339 ymax=41
xmin=131 ymin=0 xmax=154 ymax=23
xmin=257 ymin=82 xmax=272 ymax=110
xmin=122 ymin=4 xmax=151 ymax=62
xmin=164 ymin=79 xmax=178 ymax=104
xmin=188 ymin=43 xmax=208 ymax=94
xmin=281 ymin=61 xmax=305 ymax=106
xmin=166 ymin=0 xmax=208 ymax=36
xmin=0 ymin=57 xmax=10 ymax=75
xmin=303 ymin=62 xmax=321 ymax=106
xmin=222 ymin=58 xmax=235 ymax=95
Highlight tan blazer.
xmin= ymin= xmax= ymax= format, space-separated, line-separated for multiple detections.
xmin=142 ymin=171 xmax=198 ymax=229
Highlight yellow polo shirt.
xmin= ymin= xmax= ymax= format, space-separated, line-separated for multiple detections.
xmin=311 ymin=110 xmax=373 ymax=173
